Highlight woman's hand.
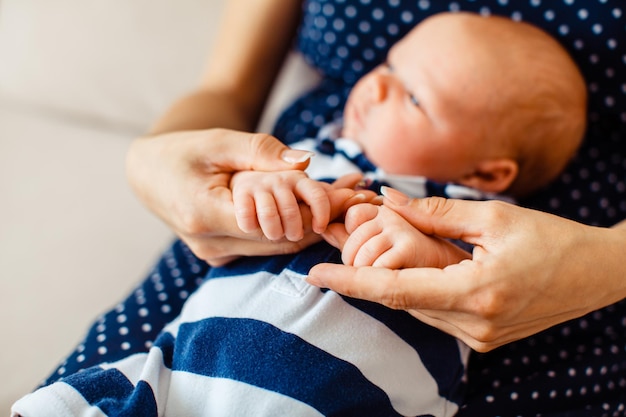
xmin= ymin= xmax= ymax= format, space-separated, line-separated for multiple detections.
xmin=127 ymin=129 xmax=369 ymax=266
xmin=308 ymin=188 xmax=626 ymax=352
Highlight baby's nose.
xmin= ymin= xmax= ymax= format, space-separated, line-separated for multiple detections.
xmin=367 ymin=73 xmax=388 ymax=103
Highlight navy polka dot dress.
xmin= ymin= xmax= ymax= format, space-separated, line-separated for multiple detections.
xmin=46 ymin=1 xmax=626 ymax=415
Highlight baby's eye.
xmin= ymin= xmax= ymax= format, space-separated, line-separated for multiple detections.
xmin=408 ymin=94 xmax=420 ymax=107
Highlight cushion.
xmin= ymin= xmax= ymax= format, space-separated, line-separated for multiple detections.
xmin=0 ymin=0 xmax=226 ymax=132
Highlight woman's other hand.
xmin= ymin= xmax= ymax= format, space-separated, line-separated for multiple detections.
xmin=127 ymin=129 xmax=312 ymax=266
xmin=308 ymin=188 xmax=626 ymax=352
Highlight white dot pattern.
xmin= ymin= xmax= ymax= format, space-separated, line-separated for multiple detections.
xmin=42 ymin=1 xmax=626 ymax=415
xmin=280 ymin=1 xmax=626 ymax=415
xmin=42 ymin=240 xmax=208 ymax=388
xmin=279 ymin=2 xmax=626 ymax=224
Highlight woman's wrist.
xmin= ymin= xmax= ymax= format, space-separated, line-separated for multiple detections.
xmin=580 ymin=221 xmax=626 ymax=311
xmin=148 ymin=89 xmax=254 ymax=136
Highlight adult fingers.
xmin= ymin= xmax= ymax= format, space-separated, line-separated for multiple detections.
xmin=305 ymin=262 xmax=516 ymax=351
xmin=408 ymin=307 xmax=571 ymax=352
xmin=193 ymin=232 xmax=323 ymax=266
xmin=242 ymin=132 xmax=314 ymax=171
xmin=306 ymin=263 xmax=464 ymax=311
xmin=381 ymin=187 xmax=515 ymax=244
xmin=197 ymin=130 xmax=314 ymax=172
xmin=406 ymin=310 xmax=500 ymax=352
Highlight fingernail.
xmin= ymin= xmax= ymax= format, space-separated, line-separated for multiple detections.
xmin=305 ymin=274 xmax=323 ymax=287
xmin=380 ymin=186 xmax=410 ymax=206
xmin=281 ymin=149 xmax=315 ymax=164
xmin=354 ymin=178 xmax=372 ymax=190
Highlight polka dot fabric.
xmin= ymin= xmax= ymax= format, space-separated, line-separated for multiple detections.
xmin=42 ymin=240 xmax=208 ymax=387
xmin=44 ymin=1 xmax=626 ymax=415
xmin=279 ymin=1 xmax=626 ymax=415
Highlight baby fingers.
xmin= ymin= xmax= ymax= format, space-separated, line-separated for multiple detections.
xmin=295 ymin=178 xmax=332 ymax=234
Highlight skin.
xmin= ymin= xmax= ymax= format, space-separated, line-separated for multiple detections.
xmin=229 ymin=15 xmax=507 ymax=243
xmin=341 ymin=20 xmax=495 ymax=184
xmin=127 ymin=128 xmax=371 ymax=265
xmin=230 ymin=13 xmax=579 ymax=247
xmin=308 ymin=188 xmax=626 ymax=352
xmin=305 ymin=15 xmax=622 ymax=353
xmin=129 ymin=0 xmax=625 ymax=356
xmin=126 ymin=0 xmax=335 ymax=266
xmin=338 ymin=200 xmax=470 ymax=269
xmin=231 ymin=170 xmax=376 ymax=242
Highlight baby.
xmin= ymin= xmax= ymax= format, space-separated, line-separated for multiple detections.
xmin=232 ymin=11 xmax=586 ymax=245
xmin=13 ymin=12 xmax=586 ymax=417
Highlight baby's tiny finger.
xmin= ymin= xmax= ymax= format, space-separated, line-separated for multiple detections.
xmin=233 ymin=193 xmax=260 ymax=233
xmin=341 ymin=218 xmax=383 ymax=266
xmin=352 ymin=234 xmax=393 ymax=267
xmin=296 ymin=179 xmax=331 ymax=234
xmin=274 ymin=187 xmax=304 ymax=241
xmin=254 ymin=192 xmax=284 ymax=240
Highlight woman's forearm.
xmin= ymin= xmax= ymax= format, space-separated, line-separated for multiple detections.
xmin=148 ymin=89 xmax=254 ymax=135
xmin=150 ymin=0 xmax=301 ymax=137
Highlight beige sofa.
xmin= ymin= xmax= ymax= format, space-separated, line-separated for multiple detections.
xmin=0 ymin=0 xmax=319 ymax=412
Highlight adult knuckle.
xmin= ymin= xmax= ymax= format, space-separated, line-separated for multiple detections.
xmin=470 ymin=322 xmax=500 ymax=347
xmin=480 ymin=200 xmax=513 ymax=227
xmin=473 ymin=287 xmax=506 ymax=319
xmin=379 ymin=273 xmax=409 ymax=310
xmin=420 ymin=196 xmax=454 ymax=216
xmin=177 ymin=207 xmax=206 ymax=236
xmin=186 ymin=240 xmax=220 ymax=263
xmin=467 ymin=338 xmax=497 ymax=353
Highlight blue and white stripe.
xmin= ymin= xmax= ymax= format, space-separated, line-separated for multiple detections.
xmin=13 ymin=244 xmax=468 ymax=417
xmin=12 ymin=127 xmax=482 ymax=417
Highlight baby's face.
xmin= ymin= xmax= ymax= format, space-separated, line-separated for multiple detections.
xmin=342 ymin=19 xmax=493 ymax=182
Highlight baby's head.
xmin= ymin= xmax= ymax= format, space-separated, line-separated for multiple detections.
xmin=342 ymin=12 xmax=587 ymax=197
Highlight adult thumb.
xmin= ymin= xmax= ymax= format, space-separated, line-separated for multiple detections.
xmin=244 ymin=132 xmax=313 ymax=172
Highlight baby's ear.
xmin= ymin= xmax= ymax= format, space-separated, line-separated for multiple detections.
xmin=458 ymin=158 xmax=518 ymax=193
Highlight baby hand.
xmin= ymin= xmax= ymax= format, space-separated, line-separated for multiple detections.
xmin=231 ymin=170 xmax=332 ymax=241
xmin=337 ymin=204 xmax=469 ymax=269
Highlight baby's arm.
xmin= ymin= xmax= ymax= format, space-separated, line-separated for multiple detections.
xmin=339 ymin=204 xmax=470 ymax=269
xmin=231 ymin=170 xmax=333 ymax=241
